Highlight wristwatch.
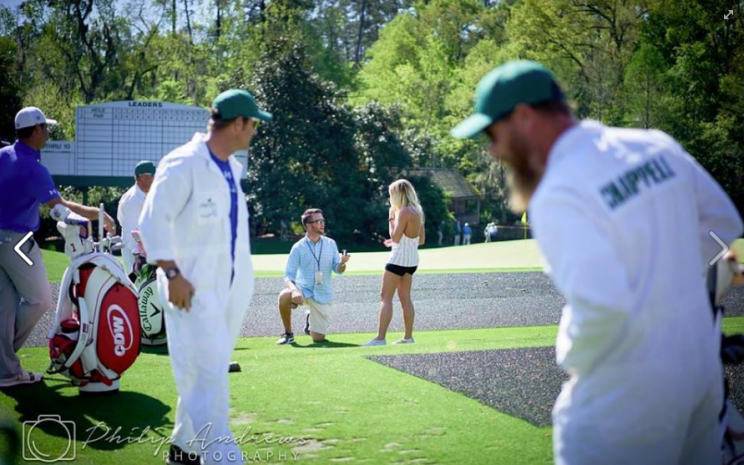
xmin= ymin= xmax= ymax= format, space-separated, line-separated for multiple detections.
xmin=164 ymin=267 xmax=181 ymax=280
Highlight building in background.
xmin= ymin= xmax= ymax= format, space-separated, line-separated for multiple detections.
xmin=409 ymin=168 xmax=481 ymax=226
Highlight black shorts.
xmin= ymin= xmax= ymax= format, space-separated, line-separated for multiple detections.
xmin=385 ymin=263 xmax=418 ymax=276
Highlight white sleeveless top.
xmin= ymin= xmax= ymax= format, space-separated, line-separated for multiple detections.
xmin=388 ymin=234 xmax=420 ymax=267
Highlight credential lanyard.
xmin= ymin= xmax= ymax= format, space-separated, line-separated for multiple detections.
xmin=306 ymin=238 xmax=323 ymax=272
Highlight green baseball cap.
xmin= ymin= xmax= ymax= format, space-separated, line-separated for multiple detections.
xmin=211 ymin=89 xmax=273 ymax=122
xmin=134 ymin=160 xmax=156 ymax=176
xmin=451 ymin=60 xmax=564 ymax=139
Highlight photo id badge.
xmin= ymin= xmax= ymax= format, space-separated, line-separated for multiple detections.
xmin=315 ymin=271 xmax=323 ymax=285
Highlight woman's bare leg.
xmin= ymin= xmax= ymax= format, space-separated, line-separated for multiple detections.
xmin=374 ymin=271 xmax=401 ymax=340
xmin=397 ymin=273 xmax=415 ymax=340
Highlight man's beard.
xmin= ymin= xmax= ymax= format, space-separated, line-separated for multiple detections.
xmin=503 ymin=134 xmax=543 ymax=212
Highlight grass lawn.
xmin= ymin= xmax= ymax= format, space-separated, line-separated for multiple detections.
xmin=40 ymin=240 xmax=546 ymax=282
xmin=3 ymin=318 xmax=744 ymax=464
xmin=42 ymin=237 xmax=744 ymax=281
xmin=41 ymin=249 xmax=71 ymax=283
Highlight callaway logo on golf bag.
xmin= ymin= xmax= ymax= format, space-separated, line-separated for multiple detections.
xmin=46 ymin=205 xmax=141 ymax=394
xmin=136 ymin=269 xmax=167 ymax=345
xmin=132 ymin=230 xmax=167 ymax=346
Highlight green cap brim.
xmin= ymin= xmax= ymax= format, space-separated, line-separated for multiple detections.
xmin=255 ymin=110 xmax=273 ymax=122
xmin=450 ymin=113 xmax=493 ymax=139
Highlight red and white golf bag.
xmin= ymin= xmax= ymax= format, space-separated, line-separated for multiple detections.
xmin=46 ymin=206 xmax=141 ymax=394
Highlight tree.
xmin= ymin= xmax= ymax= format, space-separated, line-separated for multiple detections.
xmin=0 ymin=36 xmax=22 ymax=142
xmin=623 ymin=43 xmax=666 ymax=128
xmin=247 ymin=0 xmax=368 ymax=243
xmin=640 ymin=0 xmax=744 ymax=215
xmin=354 ymin=0 xmax=489 ymax=162
xmin=352 ymin=102 xmax=412 ymax=239
xmin=506 ymin=0 xmax=652 ymax=123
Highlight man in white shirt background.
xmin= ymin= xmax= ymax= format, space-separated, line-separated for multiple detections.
xmin=117 ymin=160 xmax=155 ymax=275
xmin=452 ymin=60 xmax=743 ymax=465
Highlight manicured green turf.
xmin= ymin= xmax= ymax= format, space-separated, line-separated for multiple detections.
xmin=43 ymin=240 xmax=547 ymax=281
xmin=4 ymin=319 xmax=744 ymax=465
xmin=1 ymin=326 xmax=556 ymax=465
xmin=254 ymin=266 xmax=544 ymax=278
xmin=253 ymin=239 xmax=546 ymax=276
xmin=40 ymin=249 xmax=71 ymax=283
xmin=42 ymin=238 xmax=744 ymax=282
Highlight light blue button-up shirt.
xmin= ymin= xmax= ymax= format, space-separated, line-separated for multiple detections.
xmin=284 ymin=235 xmax=343 ymax=304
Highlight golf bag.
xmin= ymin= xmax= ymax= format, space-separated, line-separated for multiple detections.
xmin=131 ymin=230 xmax=167 ymax=346
xmin=46 ymin=207 xmax=141 ymax=394
xmin=710 ymin=258 xmax=744 ymax=465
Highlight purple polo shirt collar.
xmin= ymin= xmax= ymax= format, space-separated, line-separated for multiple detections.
xmin=15 ymin=141 xmax=41 ymax=160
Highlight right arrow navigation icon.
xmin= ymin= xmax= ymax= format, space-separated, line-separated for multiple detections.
xmin=709 ymin=231 xmax=729 ymax=266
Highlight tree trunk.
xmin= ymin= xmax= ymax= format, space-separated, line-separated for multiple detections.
xmin=645 ymin=67 xmax=650 ymax=129
xmin=172 ymin=0 xmax=177 ymax=34
xmin=215 ymin=0 xmax=222 ymax=40
xmin=184 ymin=0 xmax=193 ymax=44
xmin=354 ymin=0 xmax=367 ymax=64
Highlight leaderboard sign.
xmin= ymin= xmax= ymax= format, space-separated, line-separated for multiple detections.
xmin=41 ymin=101 xmax=248 ymax=187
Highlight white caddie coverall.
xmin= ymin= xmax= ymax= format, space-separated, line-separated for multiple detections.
xmin=529 ymin=120 xmax=743 ymax=465
xmin=117 ymin=184 xmax=146 ymax=274
xmin=139 ymin=133 xmax=254 ymax=465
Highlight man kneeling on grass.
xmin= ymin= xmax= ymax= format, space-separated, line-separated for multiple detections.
xmin=276 ymin=208 xmax=349 ymax=344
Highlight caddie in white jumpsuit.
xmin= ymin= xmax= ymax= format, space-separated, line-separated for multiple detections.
xmin=139 ymin=89 xmax=272 ymax=465
xmin=116 ymin=160 xmax=155 ymax=275
xmin=452 ymin=61 xmax=744 ymax=465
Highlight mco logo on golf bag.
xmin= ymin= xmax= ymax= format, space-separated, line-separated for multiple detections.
xmin=106 ymin=304 xmax=135 ymax=357
xmin=47 ymin=261 xmax=141 ymax=394
xmin=47 ymin=209 xmax=140 ymax=395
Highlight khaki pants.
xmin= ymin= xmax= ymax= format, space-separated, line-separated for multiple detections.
xmin=0 ymin=230 xmax=53 ymax=379
xmin=305 ymin=298 xmax=332 ymax=336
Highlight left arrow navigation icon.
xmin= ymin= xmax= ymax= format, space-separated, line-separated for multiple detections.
xmin=14 ymin=232 xmax=34 ymax=266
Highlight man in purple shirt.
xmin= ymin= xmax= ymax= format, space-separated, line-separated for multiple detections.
xmin=0 ymin=107 xmax=115 ymax=388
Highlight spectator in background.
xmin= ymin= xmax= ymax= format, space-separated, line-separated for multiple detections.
xmin=117 ymin=160 xmax=156 ymax=276
xmin=463 ymin=222 xmax=472 ymax=245
xmin=484 ymin=222 xmax=493 ymax=243
xmin=454 ymin=220 xmax=462 ymax=246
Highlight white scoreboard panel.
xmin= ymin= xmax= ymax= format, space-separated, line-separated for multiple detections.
xmin=41 ymin=101 xmax=248 ymax=181
xmin=40 ymin=141 xmax=75 ymax=175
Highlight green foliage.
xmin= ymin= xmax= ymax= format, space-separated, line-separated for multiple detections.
xmin=623 ymin=43 xmax=668 ymax=129
xmin=248 ymin=2 xmax=369 ymax=244
xmin=0 ymin=36 xmax=22 ymax=141
xmin=3 ymin=0 xmax=743 ymax=243
xmin=406 ymin=175 xmax=450 ymax=241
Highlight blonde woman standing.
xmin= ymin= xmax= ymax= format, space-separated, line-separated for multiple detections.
xmin=363 ymin=179 xmax=425 ymax=346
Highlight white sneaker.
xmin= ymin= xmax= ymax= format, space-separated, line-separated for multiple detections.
xmin=361 ymin=339 xmax=387 ymax=347
xmin=0 ymin=370 xmax=43 ymax=388
xmin=393 ymin=338 xmax=415 ymax=344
